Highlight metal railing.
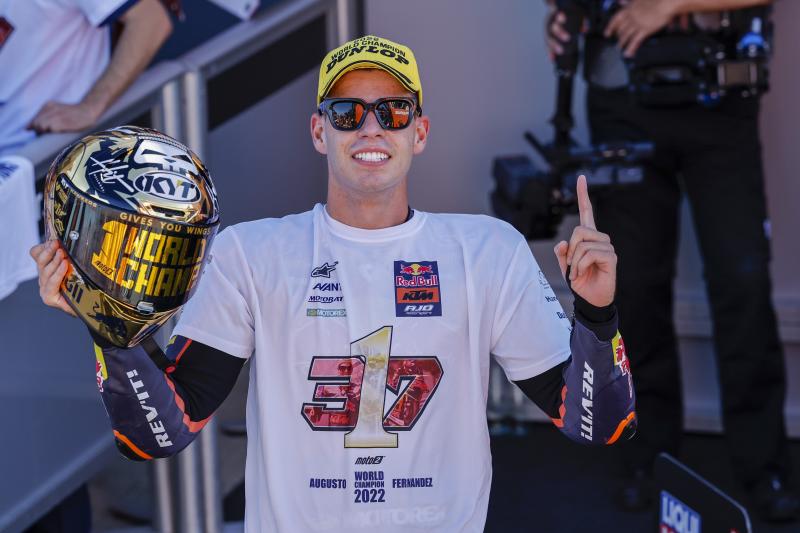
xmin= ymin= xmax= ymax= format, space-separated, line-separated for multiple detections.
xmin=15 ymin=0 xmax=358 ymax=532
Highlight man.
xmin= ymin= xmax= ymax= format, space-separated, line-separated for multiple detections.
xmin=32 ymin=35 xmax=635 ymax=531
xmin=546 ymin=0 xmax=798 ymax=522
xmin=0 ymin=0 xmax=172 ymax=155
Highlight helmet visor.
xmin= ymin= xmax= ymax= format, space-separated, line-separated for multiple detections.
xmin=47 ymin=173 xmax=218 ymax=315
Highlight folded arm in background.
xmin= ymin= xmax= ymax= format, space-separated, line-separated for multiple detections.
xmin=28 ymin=0 xmax=173 ymax=134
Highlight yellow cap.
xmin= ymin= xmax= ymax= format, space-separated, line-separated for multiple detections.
xmin=317 ymin=35 xmax=423 ymax=109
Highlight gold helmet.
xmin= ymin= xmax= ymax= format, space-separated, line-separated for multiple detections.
xmin=44 ymin=126 xmax=220 ymax=347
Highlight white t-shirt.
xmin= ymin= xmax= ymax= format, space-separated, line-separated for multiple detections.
xmin=175 ymin=204 xmax=572 ymax=533
xmin=0 ymin=155 xmax=38 ymax=300
xmin=0 ymin=0 xmax=130 ymax=155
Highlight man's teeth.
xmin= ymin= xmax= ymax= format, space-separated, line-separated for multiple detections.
xmin=354 ymin=152 xmax=389 ymax=162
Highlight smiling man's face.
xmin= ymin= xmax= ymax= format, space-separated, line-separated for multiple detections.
xmin=311 ymin=69 xmax=429 ymax=200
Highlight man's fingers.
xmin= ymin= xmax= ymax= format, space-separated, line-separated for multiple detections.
xmin=573 ymin=249 xmax=617 ymax=281
xmin=38 ymin=258 xmax=77 ymax=317
xmin=567 ymin=226 xmax=610 ymax=266
xmin=550 ymin=17 xmax=571 ymax=42
xmin=604 ymin=11 xmax=623 ymax=37
xmin=32 ymin=240 xmax=58 ymax=268
xmin=554 ymin=240 xmax=568 ymax=279
xmin=30 ymin=242 xmax=48 ymax=261
xmin=40 ymin=259 xmax=68 ymax=305
xmin=547 ymin=37 xmax=565 ymax=56
xmin=617 ymin=23 xmax=637 ymax=52
xmin=569 ymin=242 xmax=614 ymax=280
xmin=28 ymin=102 xmax=58 ymax=130
xmin=624 ymin=30 xmax=646 ymax=58
xmin=576 ymin=175 xmax=596 ymax=230
xmin=41 ymin=248 xmax=65 ymax=281
xmin=30 ymin=108 xmax=67 ymax=133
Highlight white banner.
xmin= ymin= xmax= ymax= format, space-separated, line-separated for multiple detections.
xmin=0 ymin=155 xmax=38 ymax=301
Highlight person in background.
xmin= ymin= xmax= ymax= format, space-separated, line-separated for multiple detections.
xmin=546 ymin=0 xmax=798 ymax=523
xmin=0 ymin=0 xmax=172 ymax=155
xmin=31 ymin=35 xmax=637 ymax=532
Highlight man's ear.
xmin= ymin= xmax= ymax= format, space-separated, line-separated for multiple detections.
xmin=412 ymin=114 xmax=430 ymax=155
xmin=310 ymin=113 xmax=327 ymax=155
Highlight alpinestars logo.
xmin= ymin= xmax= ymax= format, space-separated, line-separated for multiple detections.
xmin=312 ymin=261 xmax=338 ymax=278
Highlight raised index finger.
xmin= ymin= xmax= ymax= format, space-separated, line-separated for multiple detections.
xmin=577 ymin=174 xmax=596 ymax=230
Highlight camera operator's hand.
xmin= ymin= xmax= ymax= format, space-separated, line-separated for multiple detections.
xmin=545 ymin=7 xmax=571 ymax=60
xmin=554 ymin=175 xmax=617 ymax=308
xmin=30 ymin=240 xmax=77 ymax=317
xmin=544 ymin=2 xmax=587 ymax=61
xmin=604 ymin=0 xmax=674 ymax=57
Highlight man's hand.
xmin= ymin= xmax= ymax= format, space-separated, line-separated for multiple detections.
xmin=554 ymin=175 xmax=616 ymax=308
xmin=604 ymin=0 xmax=675 ymax=57
xmin=28 ymin=101 xmax=103 ymax=134
xmin=30 ymin=240 xmax=77 ymax=317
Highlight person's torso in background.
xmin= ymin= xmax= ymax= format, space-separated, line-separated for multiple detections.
xmin=0 ymin=0 xmax=121 ymax=155
xmin=583 ymin=9 xmax=729 ymax=90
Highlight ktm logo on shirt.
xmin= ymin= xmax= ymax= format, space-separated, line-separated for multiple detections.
xmin=396 ymin=287 xmax=440 ymax=303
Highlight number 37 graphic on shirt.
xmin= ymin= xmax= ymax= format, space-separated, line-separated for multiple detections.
xmin=301 ymin=326 xmax=443 ymax=448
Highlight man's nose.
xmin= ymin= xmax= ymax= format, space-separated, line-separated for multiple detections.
xmin=358 ymin=108 xmax=384 ymax=137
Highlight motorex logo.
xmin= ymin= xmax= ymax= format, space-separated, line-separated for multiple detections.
xmin=660 ymin=491 xmax=701 ymax=533
xmin=134 ymin=171 xmax=200 ymax=203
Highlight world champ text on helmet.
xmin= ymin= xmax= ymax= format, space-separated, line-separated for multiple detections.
xmin=44 ymin=126 xmax=220 ymax=347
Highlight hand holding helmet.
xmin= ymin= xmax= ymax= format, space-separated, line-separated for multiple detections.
xmin=34 ymin=126 xmax=220 ymax=347
xmin=31 ymin=240 xmax=77 ymax=316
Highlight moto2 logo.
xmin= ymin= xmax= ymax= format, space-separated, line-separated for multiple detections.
xmin=134 ymin=172 xmax=200 ymax=203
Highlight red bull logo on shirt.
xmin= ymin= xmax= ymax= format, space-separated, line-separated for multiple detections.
xmin=612 ymin=332 xmax=634 ymax=399
xmin=660 ymin=491 xmax=701 ymax=533
xmin=399 ymin=263 xmax=433 ymax=276
xmin=394 ymin=261 xmax=441 ymax=317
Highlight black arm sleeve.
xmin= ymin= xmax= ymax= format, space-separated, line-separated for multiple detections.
xmin=515 ymin=360 xmax=569 ymax=419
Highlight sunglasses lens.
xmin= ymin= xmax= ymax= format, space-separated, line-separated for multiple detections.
xmin=376 ymin=100 xmax=413 ymax=129
xmin=328 ymin=100 xmax=365 ymax=130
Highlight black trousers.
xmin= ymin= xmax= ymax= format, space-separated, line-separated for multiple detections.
xmin=586 ymin=87 xmax=789 ymax=486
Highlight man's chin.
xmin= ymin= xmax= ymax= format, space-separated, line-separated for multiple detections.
xmin=339 ymin=174 xmax=401 ymax=195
